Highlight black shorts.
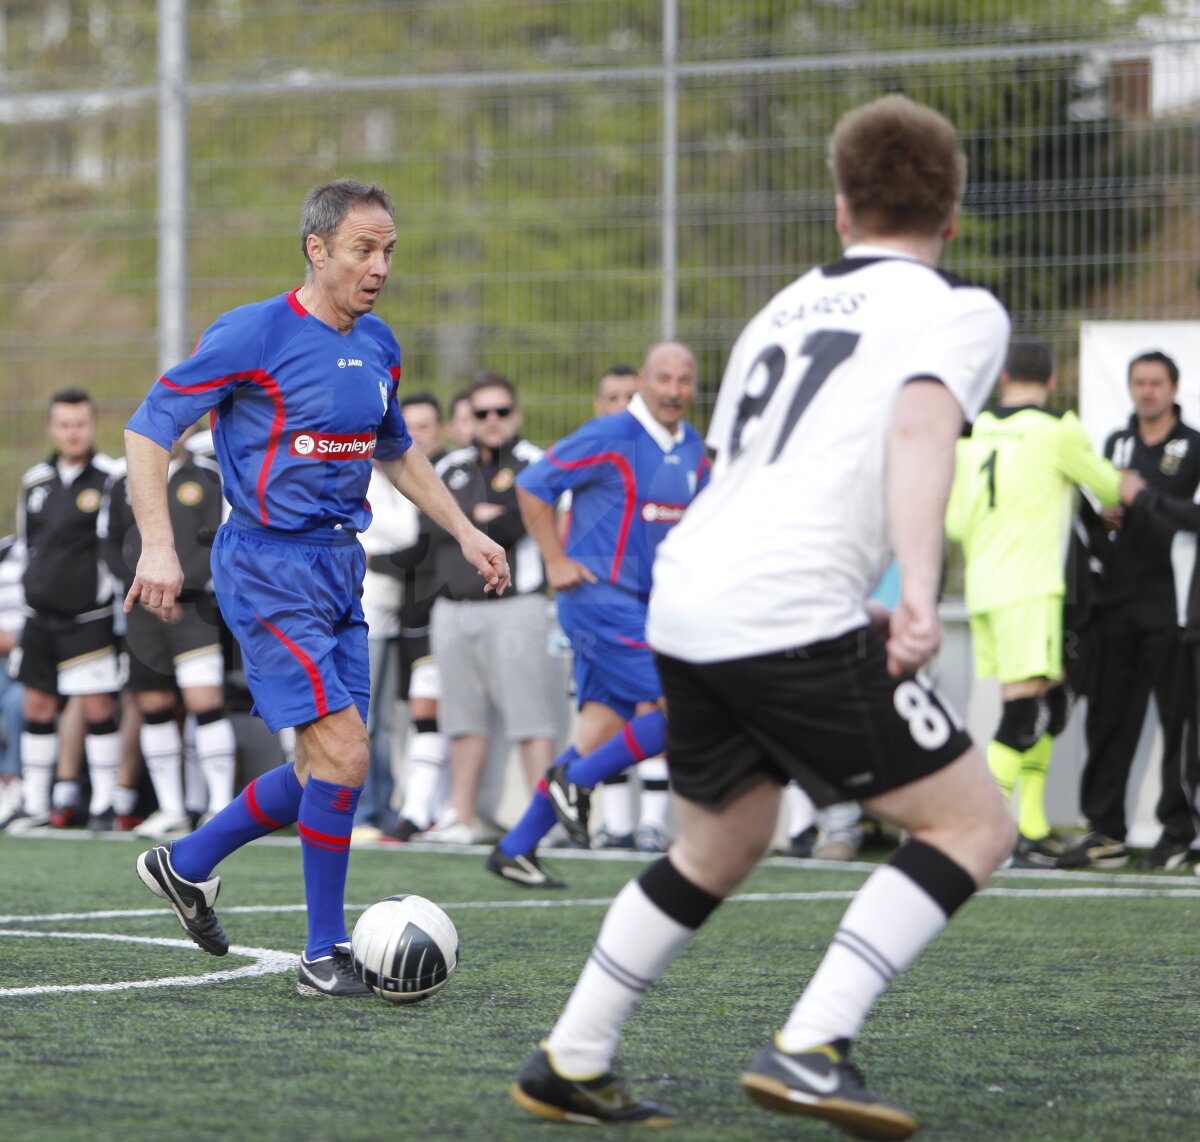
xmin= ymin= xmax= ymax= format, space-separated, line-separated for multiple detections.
xmin=657 ymin=626 xmax=972 ymax=808
xmin=17 ymin=610 xmax=119 ymax=696
xmin=125 ymin=597 xmax=224 ymax=692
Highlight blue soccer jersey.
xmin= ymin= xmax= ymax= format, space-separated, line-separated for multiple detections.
xmin=517 ymin=397 xmax=710 ymax=606
xmin=126 ymin=289 xmax=412 ymax=534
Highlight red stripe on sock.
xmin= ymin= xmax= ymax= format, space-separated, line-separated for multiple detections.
xmin=623 ymin=724 xmax=648 ymax=763
xmin=298 ymin=821 xmax=351 ymax=850
xmin=243 ymin=779 xmax=283 ymax=830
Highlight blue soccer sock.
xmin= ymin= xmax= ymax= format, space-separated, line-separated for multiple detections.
xmin=170 ymin=762 xmax=303 ymax=882
xmin=498 ymin=745 xmax=581 ymax=857
xmin=565 ymin=711 xmax=667 ymax=789
xmin=298 ymin=776 xmax=362 ymax=960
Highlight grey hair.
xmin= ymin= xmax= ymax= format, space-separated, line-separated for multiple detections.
xmin=299 ymin=178 xmax=394 ymax=267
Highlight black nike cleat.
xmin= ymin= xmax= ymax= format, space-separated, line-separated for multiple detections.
xmin=741 ymin=1040 xmax=916 ymax=1140
xmin=545 ymin=763 xmax=591 ymax=848
xmin=296 ymin=948 xmax=375 ymax=999
xmin=511 ymin=1047 xmax=675 ymax=1126
xmin=136 ymin=843 xmax=229 ymax=956
xmin=486 ymin=845 xmax=567 ymax=889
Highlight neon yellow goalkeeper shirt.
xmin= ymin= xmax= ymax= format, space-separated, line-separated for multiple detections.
xmin=946 ymin=404 xmax=1122 ymax=613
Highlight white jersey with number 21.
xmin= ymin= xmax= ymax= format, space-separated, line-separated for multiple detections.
xmin=647 ymin=243 xmax=1010 ymax=664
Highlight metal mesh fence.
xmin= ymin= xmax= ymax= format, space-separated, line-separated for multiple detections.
xmin=1 ymin=1 xmax=1197 ymax=530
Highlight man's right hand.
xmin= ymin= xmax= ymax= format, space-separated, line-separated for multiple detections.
xmin=546 ymin=554 xmax=598 ymax=592
xmin=1117 ymin=469 xmax=1146 ymax=507
xmin=124 ymin=545 xmax=184 ymax=622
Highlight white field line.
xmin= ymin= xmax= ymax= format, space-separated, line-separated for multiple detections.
xmin=0 ymin=930 xmax=296 ymax=996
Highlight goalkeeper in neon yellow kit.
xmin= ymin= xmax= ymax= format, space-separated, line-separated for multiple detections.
xmin=947 ymin=340 xmax=1144 ymax=867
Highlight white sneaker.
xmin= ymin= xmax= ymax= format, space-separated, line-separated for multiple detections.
xmin=6 ymin=812 xmax=52 ymax=834
xmin=132 ymin=810 xmax=193 ymax=839
xmin=422 ymin=811 xmax=477 ymax=845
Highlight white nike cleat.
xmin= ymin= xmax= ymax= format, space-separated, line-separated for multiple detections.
xmin=741 ymin=1039 xmax=916 ymax=1140
xmin=132 ymin=810 xmax=193 ymax=839
xmin=136 ymin=843 xmax=229 ymax=956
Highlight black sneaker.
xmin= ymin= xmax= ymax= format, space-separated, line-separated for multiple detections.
xmin=296 ymin=948 xmax=375 ymax=999
xmin=785 ymin=824 xmax=819 ymax=859
xmin=545 ymin=763 xmax=591 ymax=848
xmin=741 ymin=1040 xmax=916 ymax=1140
xmin=510 ymin=1047 xmax=675 ymax=1126
xmin=593 ymin=828 xmax=635 ymax=850
xmin=1010 ymin=833 xmax=1062 ymax=869
xmin=1058 ymin=830 xmax=1129 ymax=869
xmin=486 ymin=845 xmax=566 ymax=889
xmin=88 ymin=808 xmax=116 ymax=833
xmin=1137 ymin=832 xmax=1192 ymax=871
xmin=136 ymin=843 xmax=229 ymax=956
xmin=380 ymin=816 xmax=423 ymax=844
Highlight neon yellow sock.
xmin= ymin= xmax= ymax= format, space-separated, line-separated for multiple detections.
xmin=987 ymin=740 xmax=1022 ymax=799
xmin=1016 ymin=734 xmax=1054 ymax=841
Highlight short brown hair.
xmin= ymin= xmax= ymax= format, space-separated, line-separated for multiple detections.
xmin=829 ymin=95 xmax=965 ymax=238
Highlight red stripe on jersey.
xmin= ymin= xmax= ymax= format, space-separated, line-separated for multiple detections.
xmin=160 ymin=368 xmax=286 ymax=525
xmin=286 ymin=288 xmax=308 ymax=317
xmin=298 ymin=822 xmax=351 ymax=850
xmin=243 ymin=778 xmax=283 ymax=830
xmin=255 ymin=615 xmax=328 ymax=719
xmin=615 ymin=633 xmax=652 ymax=651
xmin=546 ymin=448 xmax=636 ymax=584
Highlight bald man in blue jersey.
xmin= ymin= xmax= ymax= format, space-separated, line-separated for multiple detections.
xmin=125 ymin=179 xmax=509 ymax=997
xmin=486 ymin=343 xmax=709 ymax=888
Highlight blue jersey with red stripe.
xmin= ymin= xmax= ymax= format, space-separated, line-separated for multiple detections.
xmin=126 ymin=289 xmax=411 ymax=534
xmin=517 ymin=398 xmax=710 ymax=605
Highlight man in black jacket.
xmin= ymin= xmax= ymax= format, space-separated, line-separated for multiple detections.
xmin=1062 ymin=351 xmax=1200 ymax=869
xmin=423 ymin=374 xmax=558 ymax=842
xmin=8 ymin=389 xmax=122 ymax=833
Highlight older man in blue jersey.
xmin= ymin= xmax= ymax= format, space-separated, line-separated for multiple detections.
xmin=123 ymin=179 xmax=509 ymax=997
xmin=486 ymin=342 xmax=709 ymax=887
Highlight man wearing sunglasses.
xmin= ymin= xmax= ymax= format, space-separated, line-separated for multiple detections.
xmin=421 ymin=373 xmax=559 ymax=843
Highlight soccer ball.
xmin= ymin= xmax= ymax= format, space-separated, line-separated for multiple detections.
xmin=351 ymin=894 xmax=459 ymax=1005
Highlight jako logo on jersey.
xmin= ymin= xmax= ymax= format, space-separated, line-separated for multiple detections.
xmin=332 ymin=787 xmax=354 ymax=812
xmin=337 ymin=357 xmax=364 ymax=369
xmin=641 ymin=502 xmax=686 ymax=523
xmin=290 ymin=432 xmax=377 ymax=460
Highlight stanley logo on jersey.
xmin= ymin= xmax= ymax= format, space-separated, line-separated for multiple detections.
xmin=290 ymin=431 xmax=377 ymax=460
xmin=641 ymin=501 xmax=687 ymax=523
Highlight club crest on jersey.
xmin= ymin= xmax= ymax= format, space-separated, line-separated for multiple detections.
xmin=379 ymin=380 xmax=389 ymax=412
xmin=290 ymin=431 xmax=377 ymax=460
xmin=1162 ymin=437 xmax=1189 ymax=475
xmin=76 ymin=488 xmax=101 ymax=513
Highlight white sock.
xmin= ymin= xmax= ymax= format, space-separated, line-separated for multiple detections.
xmin=195 ymin=717 xmax=237 ymax=814
xmin=114 ymin=785 xmax=140 ymax=817
xmin=780 ymin=865 xmax=950 ymax=1051
xmin=140 ymin=719 xmax=186 ymax=819
xmin=598 ymin=777 xmax=635 ymax=836
xmin=637 ymin=757 xmax=670 ymax=830
xmin=545 ymin=879 xmax=696 ymax=1077
xmin=402 ymin=731 xmax=446 ymax=828
xmin=278 ymin=725 xmax=296 ymax=764
xmin=20 ymin=731 xmax=57 ymax=817
xmin=53 ymin=779 xmax=80 ymax=812
xmin=183 ymin=716 xmax=207 ymax=815
xmin=85 ymin=730 xmax=121 ymax=815
xmin=785 ymin=781 xmax=817 ymax=834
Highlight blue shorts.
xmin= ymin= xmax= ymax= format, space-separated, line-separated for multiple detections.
xmin=556 ymin=591 xmax=661 ymax=722
xmin=211 ymin=517 xmax=370 ymax=732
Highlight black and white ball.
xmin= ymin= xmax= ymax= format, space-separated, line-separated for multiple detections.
xmin=351 ymin=894 xmax=459 ymax=1004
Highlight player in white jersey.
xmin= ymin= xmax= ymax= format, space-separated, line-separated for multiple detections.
xmin=511 ymin=95 xmax=1015 ymax=1139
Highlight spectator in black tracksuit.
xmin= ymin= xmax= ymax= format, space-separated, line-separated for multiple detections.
xmin=1061 ymin=351 xmax=1200 ymax=870
xmin=421 ymin=373 xmax=557 ymax=842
